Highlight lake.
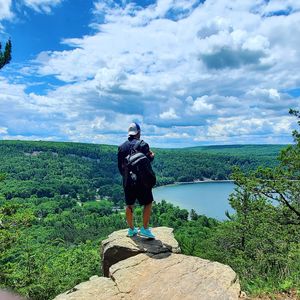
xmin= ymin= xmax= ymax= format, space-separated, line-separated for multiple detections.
xmin=153 ymin=181 xmax=236 ymax=220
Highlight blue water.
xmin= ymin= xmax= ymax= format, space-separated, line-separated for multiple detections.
xmin=153 ymin=182 xmax=236 ymax=220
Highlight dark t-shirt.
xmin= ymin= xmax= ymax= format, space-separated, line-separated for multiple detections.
xmin=117 ymin=137 xmax=153 ymax=176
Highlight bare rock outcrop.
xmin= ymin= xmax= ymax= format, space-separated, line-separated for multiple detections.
xmin=54 ymin=276 xmax=120 ymax=300
xmin=101 ymin=226 xmax=180 ymax=276
xmin=0 ymin=290 xmax=25 ymax=300
xmin=110 ymin=252 xmax=240 ymax=300
xmin=54 ymin=227 xmax=241 ymax=300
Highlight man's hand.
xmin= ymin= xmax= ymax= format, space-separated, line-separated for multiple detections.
xmin=149 ymin=151 xmax=155 ymax=158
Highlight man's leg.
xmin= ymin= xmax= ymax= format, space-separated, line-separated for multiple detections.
xmin=126 ymin=205 xmax=134 ymax=229
xmin=143 ymin=202 xmax=152 ymax=229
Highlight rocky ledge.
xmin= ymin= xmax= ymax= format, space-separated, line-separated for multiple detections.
xmin=54 ymin=227 xmax=240 ymax=300
xmin=101 ymin=226 xmax=181 ymax=277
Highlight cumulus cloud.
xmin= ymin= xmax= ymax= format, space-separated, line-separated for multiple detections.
xmin=193 ymin=114 xmax=295 ymax=144
xmin=207 ymin=117 xmax=267 ymax=137
xmin=160 ymin=108 xmax=179 ymax=120
xmin=0 ymin=0 xmax=13 ymax=25
xmin=247 ymin=88 xmax=281 ymax=101
xmin=187 ymin=96 xmax=214 ymax=114
xmin=1 ymin=0 xmax=300 ymax=146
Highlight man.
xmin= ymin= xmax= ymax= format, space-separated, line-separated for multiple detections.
xmin=118 ymin=122 xmax=155 ymax=238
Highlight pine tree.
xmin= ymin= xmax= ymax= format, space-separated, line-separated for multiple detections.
xmin=232 ymin=109 xmax=300 ymax=223
xmin=0 ymin=39 xmax=12 ymax=70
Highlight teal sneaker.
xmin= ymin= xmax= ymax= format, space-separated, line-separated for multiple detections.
xmin=139 ymin=227 xmax=155 ymax=239
xmin=127 ymin=227 xmax=138 ymax=237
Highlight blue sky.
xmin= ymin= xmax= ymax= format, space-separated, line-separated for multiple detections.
xmin=0 ymin=0 xmax=299 ymax=147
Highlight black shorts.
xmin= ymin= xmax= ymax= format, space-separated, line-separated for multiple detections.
xmin=124 ymin=185 xmax=154 ymax=206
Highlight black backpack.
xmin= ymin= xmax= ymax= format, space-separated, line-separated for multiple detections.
xmin=124 ymin=140 xmax=156 ymax=189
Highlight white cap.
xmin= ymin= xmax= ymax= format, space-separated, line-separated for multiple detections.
xmin=128 ymin=122 xmax=141 ymax=136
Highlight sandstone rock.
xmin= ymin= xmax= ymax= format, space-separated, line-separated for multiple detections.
xmin=53 ymin=276 xmax=120 ymax=300
xmin=109 ymin=253 xmax=240 ymax=300
xmin=0 ymin=290 xmax=25 ymax=300
xmin=101 ymin=226 xmax=180 ymax=277
xmin=54 ymin=227 xmax=241 ymax=300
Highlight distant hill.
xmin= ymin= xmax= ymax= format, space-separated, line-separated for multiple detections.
xmin=180 ymin=144 xmax=287 ymax=157
xmin=0 ymin=140 xmax=286 ymax=156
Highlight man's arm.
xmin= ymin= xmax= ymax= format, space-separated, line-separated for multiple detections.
xmin=140 ymin=141 xmax=154 ymax=162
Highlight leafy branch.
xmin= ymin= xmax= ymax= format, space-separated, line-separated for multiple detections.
xmin=0 ymin=39 xmax=12 ymax=70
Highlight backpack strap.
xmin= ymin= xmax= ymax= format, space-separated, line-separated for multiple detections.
xmin=128 ymin=139 xmax=142 ymax=155
xmin=132 ymin=140 xmax=143 ymax=152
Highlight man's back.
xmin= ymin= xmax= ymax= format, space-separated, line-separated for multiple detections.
xmin=118 ymin=138 xmax=153 ymax=176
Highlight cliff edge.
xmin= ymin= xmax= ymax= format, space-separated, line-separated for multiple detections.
xmin=54 ymin=227 xmax=240 ymax=300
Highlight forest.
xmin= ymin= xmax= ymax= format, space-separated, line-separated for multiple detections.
xmin=0 ymin=111 xmax=299 ymax=299
xmin=0 ymin=140 xmax=284 ymax=206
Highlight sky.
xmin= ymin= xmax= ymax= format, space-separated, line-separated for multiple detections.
xmin=0 ymin=0 xmax=299 ymax=148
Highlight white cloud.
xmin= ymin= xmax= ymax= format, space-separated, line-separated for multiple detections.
xmin=273 ymin=117 xmax=292 ymax=134
xmin=247 ymin=88 xmax=281 ymax=101
xmin=0 ymin=0 xmax=13 ymax=21
xmin=164 ymin=132 xmax=190 ymax=139
xmin=187 ymin=96 xmax=214 ymax=114
xmin=242 ymin=35 xmax=270 ymax=51
xmin=160 ymin=108 xmax=179 ymax=120
xmin=22 ymin=0 xmax=63 ymax=13
xmin=206 ymin=115 xmax=296 ymax=140
xmin=1 ymin=0 xmax=300 ymax=146
xmin=0 ymin=0 xmax=63 ymax=31
xmin=268 ymin=89 xmax=280 ymax=100
xmin=0 ymin=126 xmax=8 ymax=134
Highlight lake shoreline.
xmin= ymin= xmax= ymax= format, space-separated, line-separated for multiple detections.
xmin=155 ymin=179 xmax=235 ymax=189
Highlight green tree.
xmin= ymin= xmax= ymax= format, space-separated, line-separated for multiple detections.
xmin=221 ymin=109 xmax=300 ymax=294
xmin=190 ymin=209 xmax=199 ymax=221
xmin=0 ymin=39 xmax=12 ymax=69
xmin=232 ymin=109 xmax=300 ymax=223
